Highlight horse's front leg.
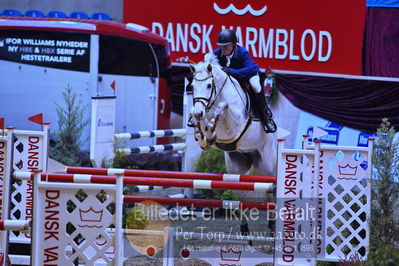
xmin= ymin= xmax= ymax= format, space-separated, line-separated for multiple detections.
xmin=193 ymin=119 xmax=211 ymax=150
xmin=205 ymin=101 xmax=227 ymax=144
xmin=191 ymin=106 xmax=211 ymax=150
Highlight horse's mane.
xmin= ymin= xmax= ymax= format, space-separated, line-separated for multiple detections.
xmin=204 ymin=53 xmax=220 ymax=65
xmin=193 ymin=53 xmax=223 ymax=75
xmin=194 ymin=53 xmax=241 ymax=88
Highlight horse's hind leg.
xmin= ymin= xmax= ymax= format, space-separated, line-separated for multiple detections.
xmin=224 ymin=151 xmax=252 ymax=175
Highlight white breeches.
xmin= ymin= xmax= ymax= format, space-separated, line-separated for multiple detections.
xmin=249 ymin=74 xmax=262 ymax=93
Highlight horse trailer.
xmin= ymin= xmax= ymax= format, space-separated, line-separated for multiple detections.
xmin=0 ymin=16 xmax=172 ymax=150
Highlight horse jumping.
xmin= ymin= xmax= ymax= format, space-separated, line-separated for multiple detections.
xmin=190 ymin=59 xmax=280 ymax=178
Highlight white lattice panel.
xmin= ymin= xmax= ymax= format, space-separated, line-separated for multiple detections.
xmin=31 ymin=177 xmax=123 ymax=265
xmin=318 ymin=146 xmax=371 ymax=261
xmin=10 ymin=129 xmax=48 ymax=243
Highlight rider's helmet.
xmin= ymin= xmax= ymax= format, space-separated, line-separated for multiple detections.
xmin=217 ymin=29 xmax=237 ymax=46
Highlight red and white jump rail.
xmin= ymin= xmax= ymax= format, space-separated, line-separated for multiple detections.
xmin=0 ymin=220 xmax=30 ymax=265
xmin=123 ymin=195 xmax=276 ymax=211
xmin=118 ymin=143 xmax=186 ymax=155
xmin=114 ymin=129 xmax=187 ymax=141
xmin=62 ymin=166 xmax=277 ymax=183
xmin=13 ymin=172 xmax=274 ymax=192
xmin=0 ymin=220 xmax=30 ymax=232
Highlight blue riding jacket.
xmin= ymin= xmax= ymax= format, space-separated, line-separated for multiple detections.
xmin=213 ymin=44 xmax=260 ymax=81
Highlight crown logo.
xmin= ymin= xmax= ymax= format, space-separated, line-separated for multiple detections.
xmin=338 ymin=164 xmax=357 ymax=175
xmin=79 ymin=207 xmax=103 ymax=222
xmin=220 ymin=248 xmax=241 ymax=262
xmin=95 ymin=239 xmax=115 ymax=255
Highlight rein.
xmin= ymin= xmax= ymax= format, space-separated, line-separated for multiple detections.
xmin=227 ymin=75 xmax=250 ymax=115
xmin=193 ymin=72 xmax=228 ymax=112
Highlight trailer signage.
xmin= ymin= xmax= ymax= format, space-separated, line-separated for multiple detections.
xmin=0 ymin=30 xmax=90 ymax=71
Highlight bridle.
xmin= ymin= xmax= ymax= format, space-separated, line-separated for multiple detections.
xmin=192 ymin=71 xmax=228 ymax=112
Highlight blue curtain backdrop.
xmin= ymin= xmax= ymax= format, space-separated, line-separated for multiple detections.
xmin=362 ymin=7 xmax=399 ymax=77
xmin=276 ymin=74 xmax=399 ymax=133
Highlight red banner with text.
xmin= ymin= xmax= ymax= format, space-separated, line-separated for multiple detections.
xmin=124 ymin=0 xmax=366 ymax=75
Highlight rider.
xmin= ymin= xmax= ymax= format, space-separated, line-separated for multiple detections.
xmin=213 ymin=29 xmax=276 ymax=133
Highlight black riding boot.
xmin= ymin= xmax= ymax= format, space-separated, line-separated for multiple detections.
xmin=256 ymin=91 xmax=277 ymax=133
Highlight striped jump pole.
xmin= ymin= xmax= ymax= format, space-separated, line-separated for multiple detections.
xmin=13 ymin=172 xmax=274 ymax=192
xmin=62 ymin=166 xmax=277 ymax=183
xmin=0 ymin=220 xmax=30 ymax=231
xmin=117 ymin=143 xmax=186 ymax=155
xmin=134 ymin=185 xmax=165 ymax=192
xmin=123 ymin=195 xmax=276 ymax=211
xmin=114 ymin=129 xmax=187 ymax=141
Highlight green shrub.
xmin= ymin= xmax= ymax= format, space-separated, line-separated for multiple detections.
xmin=366 ymin=246 xmax=399 ymax=266
xmin=220 ymin=190 xmax=238 ymax=201
xmin=50 ymin=85 xmax=88 ymax=166
xmin=370 ymin=119 xmax=399 ymax=249
xmin=195 ymin=146 xmax=226 ymax=174
xmin=194 ymin=147 xmax=237 ymax=200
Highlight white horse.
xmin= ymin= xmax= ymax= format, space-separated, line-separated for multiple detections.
xmin=190 ymin=59 xmax=279 ymax=178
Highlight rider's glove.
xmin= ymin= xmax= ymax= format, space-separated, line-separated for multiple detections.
xmin=222 ymin=67 xmax=230 ymax=75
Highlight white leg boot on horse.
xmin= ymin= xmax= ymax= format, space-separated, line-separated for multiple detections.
xmin=193 ymin=117 xmax=211 ymax=150
xmin=205 ymin=101 xmax=227 ymax=144
xmin=192 ymin=101 xmax=228 ymax=149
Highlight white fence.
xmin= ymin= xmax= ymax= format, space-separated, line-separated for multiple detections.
xmin=0 ymin=122 xmax=373 ymax=265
